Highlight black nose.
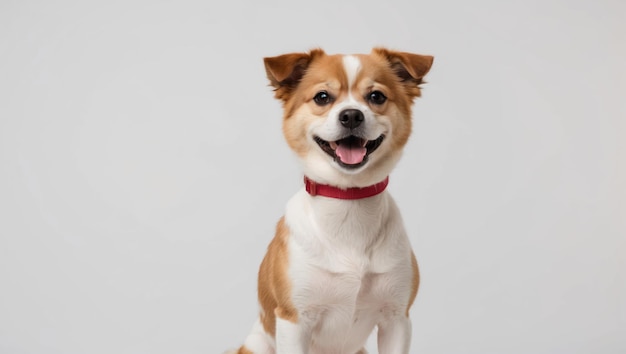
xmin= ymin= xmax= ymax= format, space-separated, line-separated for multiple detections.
xmin=338 ymin=109 xmax=364 ymax=129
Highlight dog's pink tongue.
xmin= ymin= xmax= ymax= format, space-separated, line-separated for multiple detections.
xmin=336 ymin=143 xmax=366 ymax=164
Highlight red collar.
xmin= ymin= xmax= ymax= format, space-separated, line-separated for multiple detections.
xmin=304 ymin=176 xmax=389 ymax=200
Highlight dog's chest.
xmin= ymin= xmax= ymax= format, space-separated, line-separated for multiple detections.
xmin=285 ymin=190 xmax=404 ymax=275
xmin=283 ymin=190 xmax=411 ymax=349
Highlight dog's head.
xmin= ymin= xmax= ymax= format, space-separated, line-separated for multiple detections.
xmin=264 ymin=48 xmax=433 ymax=188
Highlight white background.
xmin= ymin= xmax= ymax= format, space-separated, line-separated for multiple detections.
xmin=1 ymin=0 xmax=624 ymax=353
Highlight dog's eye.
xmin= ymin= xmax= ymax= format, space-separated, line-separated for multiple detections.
xmin=313 ymin=91 xmax=333 ymax=106
xmin=368 ymin=91 xmax=387 ymax=105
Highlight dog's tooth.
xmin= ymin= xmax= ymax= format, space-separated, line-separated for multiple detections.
xmin=330 ymin=141 xmax=338 ymax=150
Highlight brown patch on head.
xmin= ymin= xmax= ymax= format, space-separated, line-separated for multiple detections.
xmin=257 ymin=217 xmax=297 ymax=337
xmin=295 ymin=53 xmax=349 ymax=116
xmin=406 ymin=251 xmax=420 ymax=317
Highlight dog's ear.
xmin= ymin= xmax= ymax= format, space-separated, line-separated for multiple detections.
xmin=373 ymin=48 xmax=434 ymax=97
xmin=264 ymin=49 xmax=324 ymax=101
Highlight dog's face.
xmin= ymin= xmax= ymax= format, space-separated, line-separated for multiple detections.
xmin=265 ymin=48 xmax=433 ymax=188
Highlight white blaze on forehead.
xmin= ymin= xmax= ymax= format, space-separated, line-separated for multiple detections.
xmin=342 ymin=55 xmax=361 ymax=89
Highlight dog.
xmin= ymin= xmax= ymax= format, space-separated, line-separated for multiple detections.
xmin=227 ymin=48 xmax=433 ymax=354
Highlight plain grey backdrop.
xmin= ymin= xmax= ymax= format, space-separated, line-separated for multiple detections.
xmin=1 ymin=0 xmax=624 ymax=353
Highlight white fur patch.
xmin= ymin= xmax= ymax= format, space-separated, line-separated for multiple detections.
xmin=275 ymin=317 xmax=309 ymax=354
xmin=342 ymin=55 xmax=361 ymax=89
xmin=242 ymin=318 xmax=274 ymax=353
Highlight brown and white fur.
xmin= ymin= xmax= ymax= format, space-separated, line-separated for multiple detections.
xmin=227 ymin=48 xmax=433 ymax=354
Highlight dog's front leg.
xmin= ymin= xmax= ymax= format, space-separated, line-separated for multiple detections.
xmin=275 ymin=316 xmax=311 ymax=354
xmin=377 ymin=315 xmax=412 ymax=354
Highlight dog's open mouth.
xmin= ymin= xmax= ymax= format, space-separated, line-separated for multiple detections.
xmin=314 ymin=135 xmax=385 ymax=169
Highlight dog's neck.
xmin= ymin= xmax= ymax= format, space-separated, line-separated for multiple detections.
xmin=289 ymin=175 xmax=396 ymax=255
xmin=304 ymin=176 xmax=389 ymax=200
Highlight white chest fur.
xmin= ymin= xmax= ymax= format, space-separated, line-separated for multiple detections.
xmin=282 ymin=189 xmax=414 ymax=353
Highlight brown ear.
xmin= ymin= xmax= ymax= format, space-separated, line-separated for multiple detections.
xmin=264 ymin=49 xmax=325 ymax=100
xmin=373 ymin=48 xmax=434 ymax=85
